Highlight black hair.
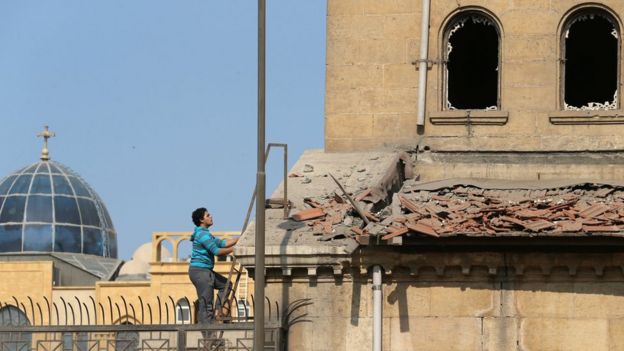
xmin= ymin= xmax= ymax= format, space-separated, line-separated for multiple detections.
xmin=192 ymin=207 xmax=207 ymax=226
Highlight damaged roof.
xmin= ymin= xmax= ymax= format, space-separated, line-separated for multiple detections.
xmin=236 ymin=150 xmax=624 ymax=271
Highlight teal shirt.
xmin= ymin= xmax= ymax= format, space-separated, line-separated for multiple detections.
xmin=189 ymin=227 xmax=226 ymax=269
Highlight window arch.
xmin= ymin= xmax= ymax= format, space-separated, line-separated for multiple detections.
xmin=561 ymin=7 xmax=620 ymax=110
xmin=443 ymin=10 xmax=501 ymax=110
xmin=0 ymin=305 xmax=32 ymax=351
xmin=175 ymin=298 xmax=191 ymax=324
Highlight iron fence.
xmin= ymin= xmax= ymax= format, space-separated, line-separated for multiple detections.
xmin=0 ymin=296 xmax=312 ymax=351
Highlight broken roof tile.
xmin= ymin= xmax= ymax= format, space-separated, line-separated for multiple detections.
xmin=292 ymin=208 xmax=325 ymax=221
xmin=406 ymin=222 xmax=439 ymax=237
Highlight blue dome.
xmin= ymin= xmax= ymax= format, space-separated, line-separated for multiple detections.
xmin=0 ymin=161 xmax=117 ymax=258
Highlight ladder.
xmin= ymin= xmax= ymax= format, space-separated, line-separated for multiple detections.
xmin=215 ymin=256 xmax=244 ymax=321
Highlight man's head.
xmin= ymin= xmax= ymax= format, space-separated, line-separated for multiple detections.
xmin=192 ymin=207 xmax=213 ymax=228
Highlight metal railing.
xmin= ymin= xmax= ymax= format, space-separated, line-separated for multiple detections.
xmin=0 ymin=296 xmax=312 ymax=351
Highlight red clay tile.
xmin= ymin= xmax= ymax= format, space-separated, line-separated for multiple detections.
xmin=292 ymin=208 xmax=325 ymax=221
xmin=582 ymin=224 xmax=621 ymax=232
xmin=406 ymin=222 xmax=439 ymax=237
xmin=381 ymin=227 xmax=409 ymax=240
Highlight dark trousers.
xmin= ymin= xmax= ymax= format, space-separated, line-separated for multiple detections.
xmin=189 ymin=267 xmax=231 ymax=324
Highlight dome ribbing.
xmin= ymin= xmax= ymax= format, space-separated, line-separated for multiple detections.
xmin=0 ymin=160 xmax=117 ymax=258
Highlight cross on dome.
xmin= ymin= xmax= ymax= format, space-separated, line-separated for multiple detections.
xmin=37 ymin=125 xmax=56 ymax=161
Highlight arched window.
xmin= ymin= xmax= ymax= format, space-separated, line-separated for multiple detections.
xmin=0 ymin=305 xmax=31 ymax=351
xmin=175 ymin=298 xmax=191 ymax=324
xmin=561 ymin=8 xmax=620 ymax=110
xmin=443 ymin=11 xmax=501 ymax=110
xmin=115 ymin=322 xmax=138 ymax=351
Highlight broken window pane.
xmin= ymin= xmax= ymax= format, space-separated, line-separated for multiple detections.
xmin=445 ymin=13 xmax=499 ymax=110
xmin=563 ymin=10 xmax=619 ymax=110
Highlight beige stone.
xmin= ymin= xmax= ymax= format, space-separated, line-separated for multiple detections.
xmin=429 ymin=284 xmax=497 ymax=317
xmin=326 ymin=114 xmax=374 ymax=138
xmin=383 ymin=14 xmax=421 ymax=39
xmin=326 ymin=64 xmax=383 ymax=90
xmin=504 ymin=60 xmax=556 ymax=87
xmin=482 ymin=317 xmax=519 ymax=351
xmin=504 ymin=34 xmax=556 ymax=60
xmin=325 ymin=0 xmax=624 ymax=152
xmin=327 ymin=15 xmax=385 ymax=40
xmin=520 ymin=318 xmax=609 ymax=351
xmin=609 ymin=319 xmax=624 ymax=351
xmin=388 ymin=317 xmax=483 ymax=350
xmin=503 ymin=85 xmax=556 ymax=112
xmin=502 ymin=9 xmax=559 ymax=35
xmin=383 ymin=64 xmax=419 ymax=89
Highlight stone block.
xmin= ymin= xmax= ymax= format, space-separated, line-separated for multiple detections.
xmin=360 ymin=0 xmax=420 ymax=15
xmin=382 ymin=88 xmax=418 ymax=113
xmin=326 ymin=38 xmax=360 ymax=66
xmin=504 ymin=34 xmax=556 ymax=60
xmin=482 ymin=317 xmax=519 ymax=351
xmin=325 ymin=88 xmax=384 ymax=114
xmin=327 ymin=0 xmax=363 ymax=16
xmin=357 ymin=38 xmax=407 ymax=64
xmin=327 ymin=14 xmax=385 ymax=40
xmin=509 ymin=0 xmax=552 ymax=10
xmin=502 ymin=9 xmax=558 ymax=35
xmin=515 ymin=283 xmax=577 ymax=317
xmin=325 ymin=114 xmax=374 ymax=139
xmin=609 ymin=318 xmax=624 ymax=351
xmin=326 ymin=64 xmax=383 ymax=90
xmin=325 ymin=137 xmax=387 ymax=152
xmin=383 ymin=64 xmax=419 ymax=89
xmin=568 ymin=283 xmax=624 ymax=319
xmin=303 ymin=281 xmax=371 ymax=318
xmin=503 ymin=86 xmax=556 ymax=112
xmin=383 ymin=14 xmax=421 ymax=39
xmin=520 ymin=318 xmax=609 ymax=351
xmin=384 ymin=282 xmax=430 ymax=317
xmin=388 ymin=317 xmax=482 ymax=350
xmin=504 ymin=60 xmax=556 ymax=87
xmin=429 ymin=284 xmax=497 ymax=317
xmin=373 ymin=113 xmax=418 ymax=138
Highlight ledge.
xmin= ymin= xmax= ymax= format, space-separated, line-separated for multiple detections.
xmin=549 ymin=110 xmax=624 ymax=125
xmin=429 ymin=110 xmax=509 ymax=125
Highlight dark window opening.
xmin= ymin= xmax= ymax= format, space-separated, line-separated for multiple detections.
xmin=564 ymin=12 xmax=619 ymax=109
xmin=446 ymin=14 xmax=499 ymax=110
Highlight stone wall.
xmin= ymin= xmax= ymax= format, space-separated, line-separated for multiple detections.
xmin=268 ymin=250 xmax=624 ymax=350
xmin=325 ymin=0 xmax=624 ymax=152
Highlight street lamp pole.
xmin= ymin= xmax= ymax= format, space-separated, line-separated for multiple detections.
xmin=254 ymin=0 xmax=266 ymax=349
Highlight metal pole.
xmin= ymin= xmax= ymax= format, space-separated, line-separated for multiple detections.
xmin=372 ymin=265 xmax=382 ymax=351
xmin=254 ymin=0 xmax=266 ymax=349
xmin=416 ymin=0 xmax=431 ymax=126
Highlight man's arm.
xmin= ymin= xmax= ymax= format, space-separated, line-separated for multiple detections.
xmin=216 ymin=246 xmax=235 ymax=256
xmin=222 ymin=238 xmax=239 ymax=248
xmin=215 ymin=237 xmax=238 ymax=256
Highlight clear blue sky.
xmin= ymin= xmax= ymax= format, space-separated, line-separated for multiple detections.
xmin=0 ymin=1 xmax=326 ymax=259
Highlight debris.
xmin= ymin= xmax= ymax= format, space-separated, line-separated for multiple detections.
xmin=288 ymin=172 xmax=303 ymax=178
xmin=406 ymin=223 xmax=439 ymax=237
xmin=357 ymin=167 xmax=366 ymax=172
xmin=303 ymin=164 xmax=314 ymax=173
xmin=289 ymin=180 xmax=624 ymax=244
xmin=291 ymin=208 xmax=325 ymax=221
xmin=381 ymin=227 xmax=409 ymax=240
xmin=301 ymin=177 xmax=312 ymax=184
xmin=364 ymin=222 xmax=385 ymax=236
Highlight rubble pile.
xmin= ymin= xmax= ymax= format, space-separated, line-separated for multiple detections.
xmin=290 ymin=182 xmax=624 ymax=244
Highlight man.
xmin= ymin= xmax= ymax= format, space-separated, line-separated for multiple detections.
xmin=189 ymin=207 xmax=239 ymax=324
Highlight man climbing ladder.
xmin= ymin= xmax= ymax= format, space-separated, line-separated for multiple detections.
xmin=188 ymin=207 xmax=239 ymax=324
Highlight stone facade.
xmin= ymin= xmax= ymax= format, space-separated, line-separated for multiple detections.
xmin=325 ymin=0 xmax=624 ymax=152
xmin=264 ymin=250 xmax=624 ymax=350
